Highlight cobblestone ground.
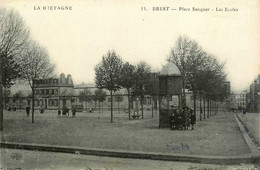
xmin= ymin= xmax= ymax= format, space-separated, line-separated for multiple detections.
xmin=1 ymin=110 xmax=250 ymax=156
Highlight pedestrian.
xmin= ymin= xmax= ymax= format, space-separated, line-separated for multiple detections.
xmin=26 ymin=106 xmax=30 ymax=117
xmin=62 ymin=106 xmax=68 ymax=117
xmin=40 ymin=106 xmax=44 ymax=114
xmin=170 ymin=112 xmax=175 ymax=130
xmin=89 ymin=108 xmax=94 ymax=113
xmin=190 ymin=109 xmax=196 ymax=130
xmin=182 ymin=107 xmax=189 ymax=130
xmin=58 ymin=109 xmax=61 ymax=116
xmin=243 ymin=107 xmax=247 ymax=115
xmin=72 ymin=108 xmax=76 ymax=117
xmin=176 ymin=109 xmax=182 ymax=130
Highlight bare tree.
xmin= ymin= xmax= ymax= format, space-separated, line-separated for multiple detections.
xmin=0 ymin=8 xmax=29 ymax=130
xmin=19 ymin=41 xmax=55 ymax=123
xmin=168 ymin=36 xmax=192 ymax=107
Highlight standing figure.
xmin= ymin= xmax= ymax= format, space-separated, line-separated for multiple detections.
xmin=176 ymin=109 xmax=182 ymax=130
xmin=190 ymin=109 xmax=196 ymax=130
xmin=40 ymin=106 xmax=44 ymax=114
xmin=89 ymin=108 xmax=94 ymax=113
xmin=72 ymin=108 xmax=76 ymax=117
xmin=169 ymin=113 xmax=175 ymax=130
xmin=243 ymin=107 xmax=247 ymax=115
xmin=62 ymin=106 xmax=68 ymax=117
xmin=182 ymin=107 xmax=189 ymax=130
xmin=58 ymin=109 xmax=61 ymax=116
xmin=26 ymin=106 xmax=30 ymax=117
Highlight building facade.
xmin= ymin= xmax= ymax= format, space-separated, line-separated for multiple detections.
xmin=228 ymin=91 xmax=247 ymax=111
xmin=34 ymin=73 xmax=74 ymax=109
xmin=247 ymin=74 xmax=260 ymax=112
xmin=6 ymin=73 xmax=155 ymax=112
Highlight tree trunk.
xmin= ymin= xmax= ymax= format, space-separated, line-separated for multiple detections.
xmin=141 ymin=94 xmax=144 ymax=119
xmin=4 ymin=94 xmax=6 ymax=111
xmin=182 ymin=77 xmax=186 ymax=107
xmin=0 ymin=55 xmax=3 ymax=131
xmin=213 ymin=101 xmax=215 ymax=115
xmin=101 ymin=102 xmax=103 ymax=113
xmin=199 ymin=93 xmax=202 ymax=121
xmin=32 ymin=83 xmax=35 ymax=123
xmin=152 ymin=101 xmax=153 ymax=118
xmin=153 ymin=97 xmax=158 ymax=110
xmin=209 ymin=100 xmax=211 ymax=117
xmin=127 ymin=89 xmax=130 ymax=120
xmin=193 ymin=91 xmax=197 ymax=120
xmin=207 ymin=99 xmax=210 ymax=118
xmin=110 ymin=90 xmax=113 ymax=123
xmin=216 ymin=101 xmax=218 ymax=114
xmin=99 ymin=100 xmax=100 ymax=114
xmin=203 ymin=96 xmax=206 ymax=119
xmin=118 ymin=100 xmax=119 ymax=114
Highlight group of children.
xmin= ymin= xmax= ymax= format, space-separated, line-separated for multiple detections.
xmin=58 ymin=106 xmax=77 ymax=117
xmin=170 ymin=107 xmax=196 ymax=130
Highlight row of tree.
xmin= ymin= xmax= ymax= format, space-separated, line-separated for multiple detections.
xmin=0 ymin=8 xmax=55 ymax=130
xmin=168 ymin=36 xmax=229 ymax=120
xmin=79 ymin=89 xmax=127 ymax=114
xmin=94 ymin=51 xmax=158 ymax=122
xmin=94 ymin=36 xmax=229 ymax=123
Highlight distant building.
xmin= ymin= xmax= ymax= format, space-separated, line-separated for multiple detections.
xmin=34 ymin=73 xmax=74 ymax=109
xmin=6 ymin=73 xmax=155 ymax=112
xmin=228 ymin=91 xmax=247 ymax=110
xmin=247 ymin=74 xmax=260 ymax=112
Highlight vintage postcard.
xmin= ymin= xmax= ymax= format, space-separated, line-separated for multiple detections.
xmin=0 ymin=0 xmax=259 ymax=169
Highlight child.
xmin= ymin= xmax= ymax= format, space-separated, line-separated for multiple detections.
xmin=190 ymin=109 xmax=196 ymax=130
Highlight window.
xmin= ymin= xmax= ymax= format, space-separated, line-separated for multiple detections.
xmin=35 ymin=99 xmax=39 ymax=106
xmin=40 ymin=99 xmax=43 ymax=106
xmin=54 ymin=99 xmax=58 ymax=107
xmin=52 ymin=89 xmax=54 ymax=95
xmin=48 ymin=99 xmax=55 ymax=106
xmin=147 ymin=98 xmax=152 ymax=105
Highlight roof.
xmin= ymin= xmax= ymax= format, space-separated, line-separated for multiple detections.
xmin=160 ymin=62 xmax=181 ymax=76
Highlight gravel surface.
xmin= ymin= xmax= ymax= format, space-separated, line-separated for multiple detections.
xmin=1 ymin=110 xmax=250 ymax=156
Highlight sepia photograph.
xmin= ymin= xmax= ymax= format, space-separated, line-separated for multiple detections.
xmin=0 ymin=0 xmax=259 ymax=169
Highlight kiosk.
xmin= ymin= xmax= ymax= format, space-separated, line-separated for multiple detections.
xmin=159 ymin=62 xmax=182 ymax=128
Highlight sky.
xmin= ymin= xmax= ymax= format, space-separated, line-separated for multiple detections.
xmin=1 ymin=0 xmax=259 ymax=92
